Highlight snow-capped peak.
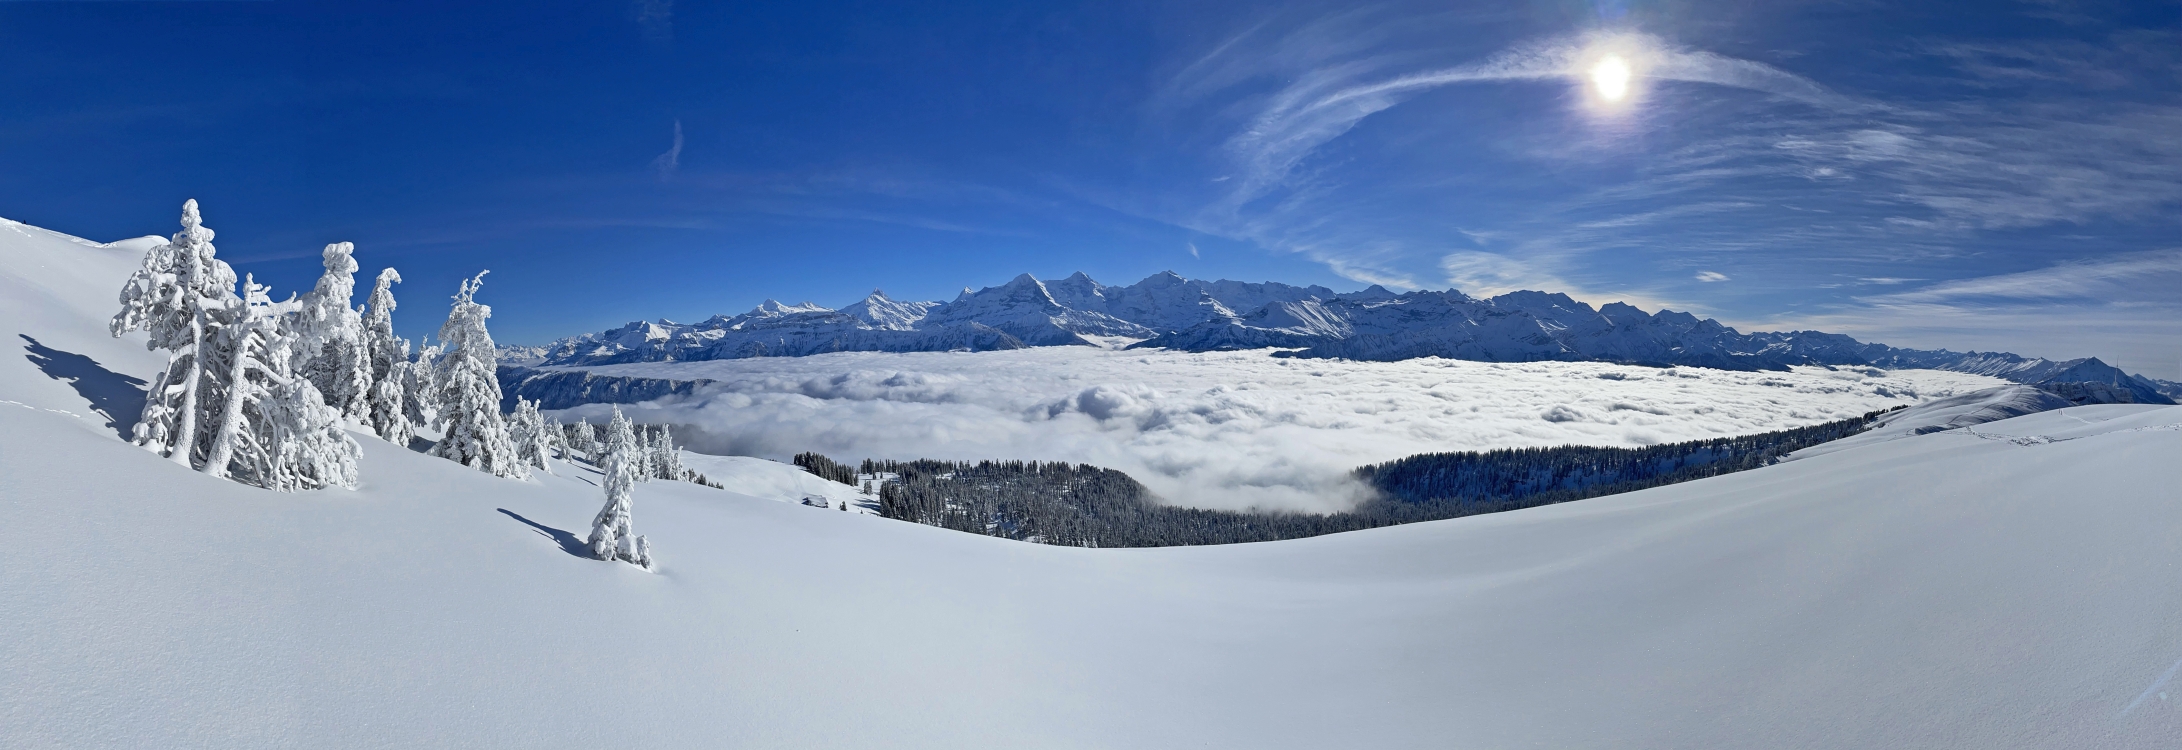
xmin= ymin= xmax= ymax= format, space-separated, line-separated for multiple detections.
xmin=842 ymin=289 xmax=939 ymax=331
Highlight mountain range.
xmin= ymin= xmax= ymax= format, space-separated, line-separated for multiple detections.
xmin=530 ymin=271 xmax=2176 ymax=404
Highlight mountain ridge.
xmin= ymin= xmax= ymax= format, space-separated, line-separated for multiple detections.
xmin=531 ymin=271 xmax=2173 ymax=404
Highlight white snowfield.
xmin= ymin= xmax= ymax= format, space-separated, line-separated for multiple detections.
xmin=3 ymin=216 xmax=2178 ymax=748
xmin=561 ymin=352 xmax=2005 ymax=513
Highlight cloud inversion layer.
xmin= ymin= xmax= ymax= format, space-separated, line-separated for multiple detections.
xmin=557 ymin=348 xmax=2006 ymax=513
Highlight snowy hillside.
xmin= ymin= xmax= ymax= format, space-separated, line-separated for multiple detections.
xmin=5 ymin=214 xmax=2179 ymax=747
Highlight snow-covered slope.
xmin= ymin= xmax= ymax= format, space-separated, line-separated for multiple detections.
xmin=1784 ymin=384 xmax=2074 ymax=460
xmin=5 ymin=215 xmax=2177 ymax=748
xmin=0 ymin=216 xmax=169 ymax=427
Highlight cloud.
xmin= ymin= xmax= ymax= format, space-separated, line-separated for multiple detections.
xmin=651 ymin=119 xmax=683 ymax=180
xmin=558 ymin=349 xmax=2007 ymax=513
xmin=1864 ymin=248 xmax=2182 ymax=304
xmin=634 ymin=0 xmax=673 ymax=43
xmin=1694 ymin=271 xmax=1729 ymax=282
xmin=1221 ymin=31 xmax=1852 ymax=214
xmin=1440 ymin=251 xmax=1570 ymax=297
xmin=1187 ymin=242 xmax=1200 ymax=258
xmin=1754 ymin=250 xmax=2182 ymax=377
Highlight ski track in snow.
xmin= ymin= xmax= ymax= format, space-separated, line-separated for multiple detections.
xmin=553 ymin=351 xmax=2006 ymax=512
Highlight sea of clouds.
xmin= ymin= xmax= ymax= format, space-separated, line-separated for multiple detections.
xmin=551 ymin=348 xmax=2005 ymax=513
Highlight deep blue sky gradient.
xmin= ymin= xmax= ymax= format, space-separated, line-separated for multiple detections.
xmin=2 ymin=1 xmax=2176 ymax=375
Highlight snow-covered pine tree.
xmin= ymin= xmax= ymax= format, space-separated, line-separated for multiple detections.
xmin=506 ymin=396 xmax=555 ymax=474
xmin=584 ymin=419 xmax=606 ymax=466
xmin=630 ymin=425 xmax=655 ymax=483
xmin=361 ymin=267 xmax=413 ymax=445
xmin=541 ymin=412 xmax=568 ymax=462
xmin=650 ymin=424 xmax=684 ymax=480
xmin=402 ymin=341 xmax=440 ymax=429
xmin=110 ymin=201 xmax=358 ymax=490
xmin=568 ymin=418 xmax=597 ymax=463
xmin=198 ymin=275 xmax=361 ymax=490
xmin=111 ymin=199 xmax=240 ymax=466
xmin=587 ymin=407 xmax=652 ymax=568
xmin=292 ymin=242 xmax=372 ymax=422
xmin=428 ymin=273 xmax=525 ymax=478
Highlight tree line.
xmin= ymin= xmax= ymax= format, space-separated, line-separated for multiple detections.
xmin=809 ymin=406 xmax=1905 ymax=548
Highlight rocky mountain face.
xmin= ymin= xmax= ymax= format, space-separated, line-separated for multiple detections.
xmin=528 ymin=271 xmax=2173 ymax=405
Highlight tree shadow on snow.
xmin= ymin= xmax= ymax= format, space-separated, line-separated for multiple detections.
xmin=498 ymin=508 xmax=591 ymax=559
xmin=20 ymin=335 xmax=146 ymax=440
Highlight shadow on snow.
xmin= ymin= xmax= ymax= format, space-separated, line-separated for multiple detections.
xmin=20 ymin=334 xmax=146 ymax=441
xmin=497 ymin=508 xmax=591 ymax=559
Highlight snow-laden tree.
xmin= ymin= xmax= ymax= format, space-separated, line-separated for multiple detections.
xmin=292 ymin=242 xmax=372 ymax=422
xmin=429 ymin=273 xmax=524 ymax=478
xmin=649 ymin=424 xmax=684 ymax=480
xmin=587 ymin=407 xmax=653 ymax=568
xmin=632 ymin=425 xmax=654 ymax=484
xmin=402 ymin=342 xmax=440 ymax=429
xmin=506 ymin=396 xmax=555 ymax=474
xmin=109 ymin=201 xmax=359 ymax=490
xmin=197 ymin=276 xmax=362 ymax=489
xmin=567 ymin=418 xmax=598 ymax=463
xmin=542 ymin=412 xmax=568 ymax=461
xmin=587 ymin=420 xmax=608 ymax=465
xmin=361 ymin=267 xmax=413 ymax=444
xmin=111 ymin=199 xmax=239 ymax=466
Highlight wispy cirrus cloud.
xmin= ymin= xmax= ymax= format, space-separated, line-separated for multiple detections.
xmin=634 ymin=0 xmax=673 ymax=43
xmin=651 ymin=119 xmax=684 ymax=180
xmin=1753 ymin=249 xmax=2182 ymax=376
xmin=1212 ymin=30 xmax=1853 ymax=218
xmin=1862 ymin=248 xmax=2182 ymax=305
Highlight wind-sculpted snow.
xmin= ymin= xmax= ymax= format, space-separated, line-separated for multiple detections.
xmin=541 ymin=349 xmax=2007 ymax=512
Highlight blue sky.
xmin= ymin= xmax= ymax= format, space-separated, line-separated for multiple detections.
xmin=3 ymin=0 xmax=2177 ymax=375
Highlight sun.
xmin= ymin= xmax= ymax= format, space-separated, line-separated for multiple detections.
xmin=1590 ymin=55 xmax=1632 ymax=102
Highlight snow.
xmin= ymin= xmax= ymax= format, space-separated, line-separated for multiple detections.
xmin=548 ymin=352 xmax=2006 ymax=512
xmin=677 ymin=451 xmax=877 ymax=512
xmin=4 ymin=215 xmax=2178 ymax=748
xmin=1786 ymin=384 xmax=2074 ymax=460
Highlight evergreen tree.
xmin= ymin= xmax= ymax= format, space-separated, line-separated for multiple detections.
xmin=110 ymin=201 xmax=359 ymax=490
xmin=292 ymin=242 xmax=371 ymax=422
xmin=542 ymin=412 xmax=568 ymax=462
xmin=197 ymin=276 xmax=361 ymax=489
xmin=566 ymin=418 xmax=597 ymax=463
xmin=506 ymin=396 xmax=555 ymax=474
xmin=428 ymin=273 xmax=525 ymax=478
xmin=361 ymin=267 xmax=413 ymax=445
xmin=587 ymin=407 xmax=652 ymax=568
xmin=652 ymin=424 xmax=684 ymax=480
xmin=110 ymin=199 xmax=238 ymax=466
xmin=585 ymin=419 xmax=607 ymax=465
xmin=402 ymin=342 xmax=440 ymax=429
xmin=632 ymin=425 xmax=655 ymax=483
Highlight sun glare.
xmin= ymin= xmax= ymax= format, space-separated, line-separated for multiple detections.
xmin=1590 ymin=55 xmax=1631 ymax=101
